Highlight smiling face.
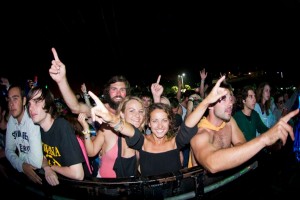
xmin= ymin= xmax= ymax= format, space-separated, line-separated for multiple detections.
xmin=106 ymin=81 xmax=127 ymax=111
xmin=109 ymin=82 xmax=127 ymax=102
xmin=121 ymin=99 xmax=145 ymax=129
xmin=149 ymin=108 xmax=170 ymax=139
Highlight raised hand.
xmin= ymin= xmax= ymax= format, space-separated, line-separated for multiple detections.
xmin=77 ymin=113 xmax=89 ymax=131
xmin=151 ymin=75 xmax=164 ymax=103
xmin=49 ymin=47 xmax=66 ymax=83
xmin=88 ymin=91 xmax=114 ymax=124
xmin=205 ymin=76 xmax=228 ymax=104
xmin=177 ymin=75 xmax=183 ymax=88
xmin=0 ymin=77 xmax=10 ymax=89
xmin=200 ymin=68 xmax=207 ymax=80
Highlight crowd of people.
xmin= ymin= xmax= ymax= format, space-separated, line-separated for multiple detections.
xmin=0 ymin=47 xmax=299 ymax=192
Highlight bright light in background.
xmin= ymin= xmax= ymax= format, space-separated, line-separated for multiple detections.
xmin=178 ymin=73 xmax=185 ymax=85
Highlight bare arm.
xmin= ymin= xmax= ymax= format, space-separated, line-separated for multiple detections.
xmin=51 ymin=163 xmax=84 ymax=180
xmin=49 ymin=47 xmax=91 ymax=116
xmin=199 ymin=68 xmax=207 ymax=98
xmin=191 ymin=109 xmax=299 ymax=173
xmin=88 ymin=91 xmax=136 ymax=138
xmin=77 ymin=113 xmax=104 ymax=157
xmin=81 ymin=83 xmax=93 ymax=108
xmin=185 ymin=76 xmax=228 ymax=128
xmin=176 ymin=76 xmax=183 ymax=101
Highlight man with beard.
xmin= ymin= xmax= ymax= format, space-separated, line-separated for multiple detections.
xmin=49 ymin=48 xmax=137 ymax=178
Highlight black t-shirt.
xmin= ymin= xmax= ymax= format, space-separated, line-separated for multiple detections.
xmin=41 ymin=117 xmax=85 ymax=170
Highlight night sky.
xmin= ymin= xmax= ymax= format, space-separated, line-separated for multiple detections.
xmin=2 ymin=1 xmax=300 ymax=94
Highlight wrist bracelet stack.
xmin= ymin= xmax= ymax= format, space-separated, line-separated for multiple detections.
xmin=112 ymin=118 xmax=124 ymax=132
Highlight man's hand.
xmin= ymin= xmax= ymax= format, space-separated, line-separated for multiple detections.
xmin=22 ymin=163 xmax=42 ymax=184
xmin=262 ymin=108 xmax=299 ymax=146
xmin=44 ymin=166 xmax=59 ymax=186
xmin=49 ymin=47 xmax=67 ymax=83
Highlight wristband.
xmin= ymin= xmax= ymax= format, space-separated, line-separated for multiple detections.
xmin=112 ymin=118 xmax=123 ymax=132
xmin=82 ymin=129 xmax=90 ymax=135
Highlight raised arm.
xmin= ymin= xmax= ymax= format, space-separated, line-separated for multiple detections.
xmin=77 ymin=113 xmax=104 ymax=157
xmin=81 ymin=83 xmax=93 ymax=108
xmin=199 ymin=68 xmax=207 ymax=98
xmin=49 ymin=48 xmax=91 ymax=116
xmin=185 ymin=76 xmax=228 ymax=128
xmin=176 ymin=75 xmax=183 ymax=101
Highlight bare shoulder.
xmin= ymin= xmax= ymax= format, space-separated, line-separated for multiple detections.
xmin=96 ymin=124 xmax=118 ymax=141
xmin=191 ymin=128 xmax=211 ymax=145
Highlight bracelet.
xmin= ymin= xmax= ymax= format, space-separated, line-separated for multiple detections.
xmin=188 ymin=97 xmax=194 ymax=102
xmin=82 ymin=129 xmax=90 ymax=135
xmin=201 ymin=80 xmax=205 ymax=83
xmin=111 ymin=118 xmax=123 ymax=132
xmin=118 ymin=121 xmax=125 ymax=133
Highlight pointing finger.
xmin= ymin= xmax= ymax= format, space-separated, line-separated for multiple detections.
xmin=88 ymin=91 xmax=102 ymax=106
xmin=281 ymin=108 xmax=299 ymax=123
xmin=156 ymin=75 xmax=161 ymax=84
xmin=51 ymin=47 xmax=60 ymax=61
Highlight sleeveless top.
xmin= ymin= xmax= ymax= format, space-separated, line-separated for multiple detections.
xmin=99 ymin=136 xmax=118 ymax=178
xmin=113 ymin=136 xmax=138 ymax=178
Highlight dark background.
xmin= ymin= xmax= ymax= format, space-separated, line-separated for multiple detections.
xmin=2 ymin=1 xmax=300 ymax=95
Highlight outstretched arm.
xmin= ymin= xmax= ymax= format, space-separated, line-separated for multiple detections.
xmin=88 ymin=91 xmax=136 ymax=138
xmin=49 ymin=48 xmax=91 ymax=116
xmin=191 ymin=108 xmax=299 ymax=173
